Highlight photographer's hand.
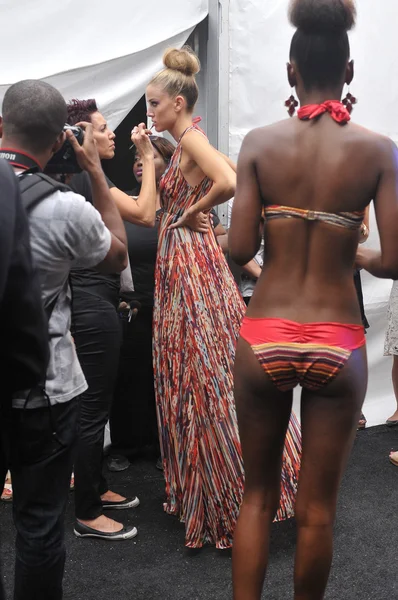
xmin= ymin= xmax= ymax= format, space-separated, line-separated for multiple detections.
xmin=66 ymin=122 xmax=102 ymax=174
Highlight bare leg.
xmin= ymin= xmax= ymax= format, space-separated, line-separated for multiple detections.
xmin=232 ymin=338 xmax=293 ymax=600
xmin=387 ymin=355 xmax=398 ymax=422
xmin=294 ymin=346 xmax=367 ymax=600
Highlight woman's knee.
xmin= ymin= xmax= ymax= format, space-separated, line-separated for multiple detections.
xmin=294 ymin=499 xmax=336 ymax=529
xmin=242 ymin=486 xmax=281 ymax=518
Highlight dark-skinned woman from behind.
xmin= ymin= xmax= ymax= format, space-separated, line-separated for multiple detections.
xmin=229 ymin=1 xmax=398 ymax=598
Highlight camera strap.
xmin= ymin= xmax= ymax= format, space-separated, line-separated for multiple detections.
xmin=0 ymin=148 xmax=42 ymax=172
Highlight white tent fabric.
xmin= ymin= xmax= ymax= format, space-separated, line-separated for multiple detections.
xmin=0 ymin=0 xmax=208 ymax=130
xmin=228 ymin=0 xmax=396 ymax=425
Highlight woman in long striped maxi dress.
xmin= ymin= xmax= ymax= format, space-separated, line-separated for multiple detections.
xmin=147 ymin=47 xmax=301 ymax=549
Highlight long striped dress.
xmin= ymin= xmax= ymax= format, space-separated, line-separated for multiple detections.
xmin=153 ymin=124 xmax=301 ymax=549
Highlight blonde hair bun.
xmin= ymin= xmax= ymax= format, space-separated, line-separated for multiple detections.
xmin=163 ymin=46 xmax=200 ymax=77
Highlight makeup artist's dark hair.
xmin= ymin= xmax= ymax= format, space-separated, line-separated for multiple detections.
xmin=66 ymin=99 xmax=98 ymax=125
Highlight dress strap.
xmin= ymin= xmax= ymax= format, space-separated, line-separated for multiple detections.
xmin=178 ymin=118 xmax=206 ymax=144
xmin=298 ymin=101 xmax=351 ymax=125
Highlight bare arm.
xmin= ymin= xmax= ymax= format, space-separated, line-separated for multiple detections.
xmin=217 ymin=228 xmax=262 ymax=276
xmin=356 ymin=139 xmax=398 ymax=278
xmin=175 ymin=131 xmax=235 ymax=221
xmin=110 ymin=124 xmax=156 ymax=227
xmin=229 ymin=130 xmax=263 ymax=266
xmin=67 ymin=124 xmax=127 ymax=273
xmin=214 ymin=222 xmax=227 ymax=237
xmin=217 ymin=233 xmax=228 ymax=253
xmin=241 ymin=259 xmax=262 ymax=279
xmin=217 ymin=150 xmax=237 ymax=173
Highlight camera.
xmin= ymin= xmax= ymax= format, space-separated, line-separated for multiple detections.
xmin=45 ymin=125 xmax=84 ymax=174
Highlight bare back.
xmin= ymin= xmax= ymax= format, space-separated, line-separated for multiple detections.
xmin=232 ymin=115 xmax=389 ymax=324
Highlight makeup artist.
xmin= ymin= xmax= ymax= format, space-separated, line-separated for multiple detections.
xmin=65 ymin=98 xmax=156 ymax=540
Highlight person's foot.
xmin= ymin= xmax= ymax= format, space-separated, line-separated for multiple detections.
xmin=101 ymin=490 xmax=127 ymax=503
xmin=74 ymin=515 xmax=137 ymax=540
xmin=107 ymin=454 xmax=130 ymax=472
xmin=101 ymin=490 xmax=140 ymax=510
xmin=78 ymin=515 xmax=123 ymax=533
xmin=358 ymin=413 xmax=367 ymax=430
xmin=386 ymin=409 xmax=398 ymax=426
xmin=1 ymin=472 xmax=12 ymax=502
xmin=1 ymin=484 xmax=12 ymax=502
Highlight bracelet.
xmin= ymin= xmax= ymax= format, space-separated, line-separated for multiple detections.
xmin=360 ymin=223 xmax=369 ymax=238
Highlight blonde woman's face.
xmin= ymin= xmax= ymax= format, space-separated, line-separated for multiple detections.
xmin=146 ymin=84 xmax=176 ymax=133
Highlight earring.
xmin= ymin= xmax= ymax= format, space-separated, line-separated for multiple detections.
xmin=285 ymin=94 xmax=298 ymax=117
xmin=342 ymin=90 xmax=357 ymax=114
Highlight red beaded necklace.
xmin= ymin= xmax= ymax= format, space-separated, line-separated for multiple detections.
xmin=298 ymin=100 xmax=351 ymax=124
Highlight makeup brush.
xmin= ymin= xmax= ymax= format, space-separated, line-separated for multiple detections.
xmin=129 ymin=123 xmax=155 ymax=151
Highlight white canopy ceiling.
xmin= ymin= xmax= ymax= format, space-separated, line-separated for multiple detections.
xmin=0 ymin=0 xmax=208 ymax=129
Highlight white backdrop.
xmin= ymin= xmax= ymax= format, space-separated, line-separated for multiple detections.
xmin=0 ymin=0 xmax=208 ymax=130
xmin=0 ymin=0 xmax=395 ymax=425
xmin=228 ymin=0 xmax=396 ymax=425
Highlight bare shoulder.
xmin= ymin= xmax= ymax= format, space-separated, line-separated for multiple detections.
xmin=348 ymin=122 xmax=395 ymax=154
xmin=242 ymin=119 xmax=295 ymax=150
xmin=180 ymin=128 xmax=210 ymax=149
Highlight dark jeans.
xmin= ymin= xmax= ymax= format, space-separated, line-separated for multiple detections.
xmin=0 ymin=398 xmax=78 ymax=600
xmin=110 ymin=306 xmax=159 ymax=457
xmin=71 ymin=289 xmax=121 ymax=520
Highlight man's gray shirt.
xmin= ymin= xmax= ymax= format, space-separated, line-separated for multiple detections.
xmin=13 ymin=186 xmax=111 ymax=408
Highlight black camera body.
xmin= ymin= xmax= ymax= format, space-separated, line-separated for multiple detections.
xmin=45 ymin=125 xmax=84 ymax=174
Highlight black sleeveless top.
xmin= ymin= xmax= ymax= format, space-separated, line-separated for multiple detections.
xmin=69 ymin=171 xmax=120 ymax=305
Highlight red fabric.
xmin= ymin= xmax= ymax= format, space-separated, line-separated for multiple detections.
xmin=240 ymin=317 xmax=365 ymax=351
xmin=298 ymin=100 xmax=351 ymax=124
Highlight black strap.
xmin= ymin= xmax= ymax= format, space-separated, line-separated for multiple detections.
xmin=0 ymin=148 xmax=42 ymax=171
xmin=18 ymin=171 xmax=70 ymax=213
xmin=17 ymin=172 xmax=71 ymax=323
xmin=12 ymin=167 xmax=71 ymax=414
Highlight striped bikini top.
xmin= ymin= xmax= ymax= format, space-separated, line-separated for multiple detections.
xmin=264 ymin=205 xmax=365 ymax=230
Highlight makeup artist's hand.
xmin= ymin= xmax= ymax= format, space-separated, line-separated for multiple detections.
xmin=131 ymin=123 xmax=153 ymax=160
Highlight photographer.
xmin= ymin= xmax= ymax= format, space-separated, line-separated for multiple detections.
xmin=0 ymin=79 xmax=133 ymax=600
